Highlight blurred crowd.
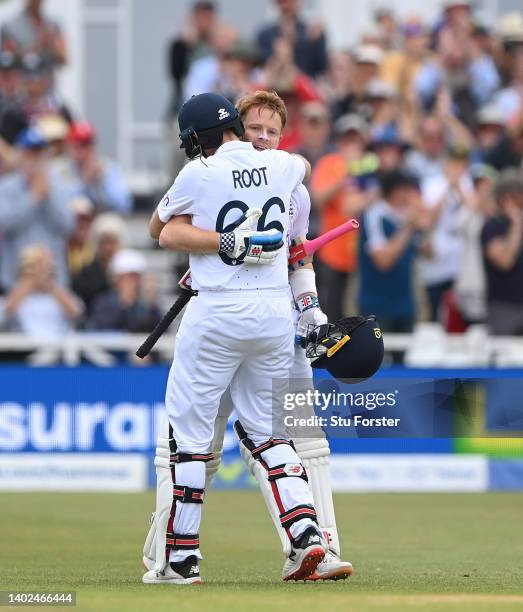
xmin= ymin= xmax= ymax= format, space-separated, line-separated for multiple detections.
xmin=166 ymin=0 xmax=523 ymax=336
xmin=2 ymin=0 xmax=523 ymax=354
xmin=0 ymin=0 xmax=161 ymax=348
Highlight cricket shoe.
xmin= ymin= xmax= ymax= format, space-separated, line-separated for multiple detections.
xmin=304 ymin=550 xmax=353 ymax=581
xmin=142 ymin=555 xmax=202 ymax=585
xmin=282 ymin=526 xmax=328 ymax=581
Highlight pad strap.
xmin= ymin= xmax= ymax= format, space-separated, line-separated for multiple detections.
xmin=251 ymin=438 xmax=293 ymax=459
xmin=280 ymin=504 xmax=318 ymax=529
xmin=166 ymin=532 xmax=200 ymax=550
xmin=172 ymin=484 xmax=205 ymax=504
xmin=170 ymin=452 xmax=214 ymax=465
xmin=268 ymin=463 xmax=308 ymax=483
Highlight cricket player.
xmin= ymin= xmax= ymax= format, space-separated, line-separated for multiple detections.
xmin=143 ymin=91 xmax=353 ymax=583
xmin=143 ymin=92 xmax=328 ymax=585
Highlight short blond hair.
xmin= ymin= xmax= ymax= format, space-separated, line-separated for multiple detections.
xmin=236 ymin=90 xmax=287 ymax=130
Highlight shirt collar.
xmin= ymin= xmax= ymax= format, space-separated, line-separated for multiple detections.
xmin=215 ymin=140 xmax=254 ymax=155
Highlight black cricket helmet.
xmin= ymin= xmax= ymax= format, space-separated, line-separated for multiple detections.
xmin=178 ymin=92 xmax=245 ymax=159
xmin=305 ymin=315 xmax=384 ymax=383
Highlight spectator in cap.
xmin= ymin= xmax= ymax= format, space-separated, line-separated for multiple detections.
xmin=472 ymin=104 xmax=507 ymax=167
xmin=71 ymin=212 xmax=124 ymax=317
xmin=19 ymin=52 xmax=71 ymax=122
xmin=364 ymin=78 xmax=399 ymax=132
xmin=87 ymin=249 xmax=162 ymax=334
xmin=420 ymin=144 xmax=474 ymax=321
xmin=2 ymin=244 xmax=81 ymax=338
xmin=358 ymin=170 xmax=424 ymax=333
xmin=352 ymin=45 xmax=384 ymax=103
xmin=0 ymin=125 xmax=75 ymax=292
xmin=257 ymin=0 xmax=328 ymax=79
xmin=66 ymin=121 xmax=133 ymax=215
xmin=481 ymin=169 xmax=523 ymax=334
xmin=369 ymin=124 xmax=409 ymax=172
xmin=311 ymin=114 xmax=370 ymax=321
xmin=1 ymin=0 xmax=67 ymax=91
xmin=476 ymin=108 xmax=523 ymax=171
xmin=373 ymin=8 xmax=402 ymax=51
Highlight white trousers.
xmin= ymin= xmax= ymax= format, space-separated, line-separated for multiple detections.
xmin=165 ymin=289 xmax=295 ymax=451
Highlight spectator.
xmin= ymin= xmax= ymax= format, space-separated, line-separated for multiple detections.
xmin=381 ymin=18 xmax=429 ymax=102
xmin=453 ymin=163 xmax=498 ymax=326
xmin=66 ymin=121 xmax=133 ymax=214
xmin=72 ymin=213 xmax=124 ymax=316
xmin=473 ymin=105 xmax=507 ymax=168
xmin=2 ymin=244 xmax=81 ymax=337
xmin=0 ymin=51 xmax=27 ymax=146
xmin=0 ymin=126 xmax=74 ymax=292
xmin=182 ymin=24 xmax=238 ymax=100
xmin=295 ymin=101 xmax=332 ymax=169
xmin=257 ymin=0 xmax=328 ymax=79
xmin=358 ymin=170 xmax=423 ymax=333
xmin=167 ymin=1 xmax=217 ymax=118
xmin=481 ymin=112 xmax=523 ymax=171
xmin=322 ymin=49 xmax=355 ymax=122
xmin=416 ymin=8 xmax=500 ymax=125
xmin=1 ymin=0 xmax=67 ymax=89
xmin=87 ymin=249 xmax=162 ymax=333
xmin=352 ymin=45 xmax=384 ymax=105
xmin=481 ymin=169 xmax=523 ymax=335
xmin=369 ymin=124 xmax=409 ymax=172
xmin=311 ymin=114 xmax=370 ymax=321
xmin=420 ymin=145 xmax=474 ymax=321
xmin=67 ymin=195 xmax=95 ymax=278
xmin=255 ymin=34 xmax=323 ymax=152
xmin=364 ymin=79 xmax=399 ymax=130
xmin=19 ymin=52 xmax=71 ymax=122
xmin=494 ymin=48 xmax=523 ymax=121
xmin=407 ymin=116 xmax=447 ymax=181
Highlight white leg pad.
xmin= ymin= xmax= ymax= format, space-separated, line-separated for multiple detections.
xmin=238 ymin=441 xmax=292 ymax=557
xmin=293 ymin=436 xmax=342 ymax=557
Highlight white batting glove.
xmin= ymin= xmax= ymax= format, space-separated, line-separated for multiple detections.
xmin=219 ymin=208 xmax=284 ymax=265
xmin=295 ymin=295 xmax=328 ymax=345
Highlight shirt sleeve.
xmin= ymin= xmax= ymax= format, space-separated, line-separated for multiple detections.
xmin=289 ymin=184 xmax=311 ymax=240
xmin=156 ymin=162 xmax=201 ymax=222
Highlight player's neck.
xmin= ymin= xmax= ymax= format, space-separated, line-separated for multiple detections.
xmin=221 ymin=132 xmax=240 ymax=144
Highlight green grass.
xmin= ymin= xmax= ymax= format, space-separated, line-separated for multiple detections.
xmin=1 ymin=491 xmax=522 ymax=611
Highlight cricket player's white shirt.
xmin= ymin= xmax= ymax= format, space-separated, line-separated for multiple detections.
xmin=289 ymin=183 xmax=310 ymax=242
xmin=158 ymin=141 xmax=305 ymax=291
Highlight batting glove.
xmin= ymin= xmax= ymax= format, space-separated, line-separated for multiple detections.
xmin=219 ymin=208 xmax=284 ymax=265
xmin=295 ymin=295 xmax=328 ymax=345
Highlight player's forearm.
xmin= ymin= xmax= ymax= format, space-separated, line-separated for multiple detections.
xmin=149 ymin=210 xmax=165 ymax=239
xmin=159 ymin=219 xmax=220 ymax=253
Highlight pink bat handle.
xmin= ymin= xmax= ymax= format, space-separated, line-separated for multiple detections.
xmin=303 ymin=218 xmax=359 ymax=256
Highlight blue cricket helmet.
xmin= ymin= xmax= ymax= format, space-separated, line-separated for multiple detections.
xmin=178 ymin=92 xmax=245 ymax=159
